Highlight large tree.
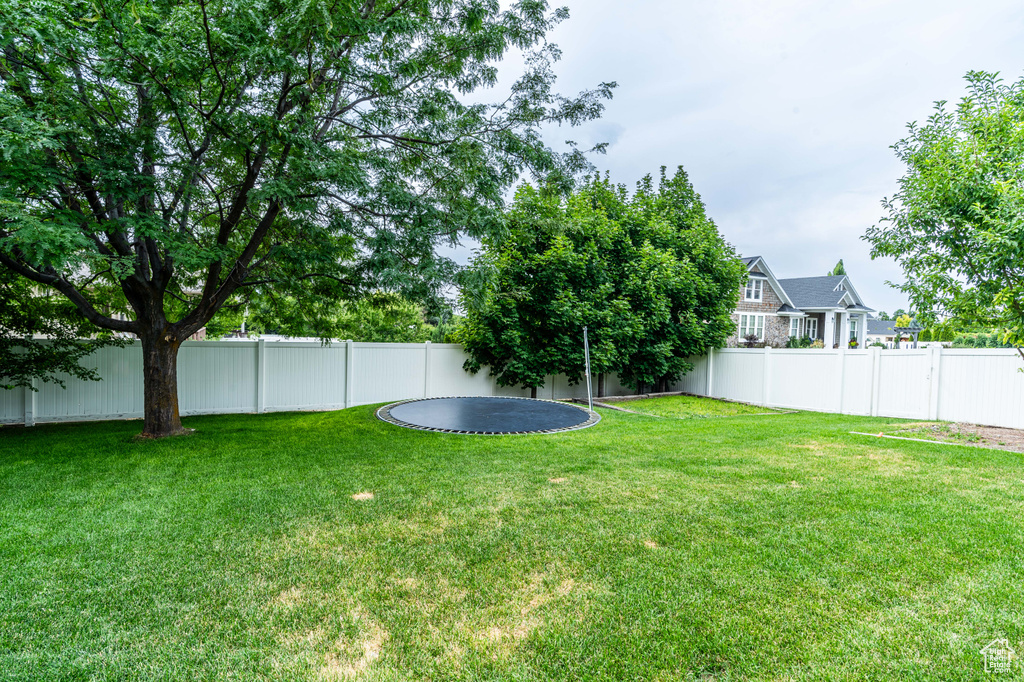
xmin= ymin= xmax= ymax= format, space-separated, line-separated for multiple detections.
xmin=457 ymin=168 xmax=745 ymax=394
xmin=0 ymin=0 xmax=613 ymax=436
xmin=865 ymin=71 xmax=1024 ymax=360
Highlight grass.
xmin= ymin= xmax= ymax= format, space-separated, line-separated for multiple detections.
xmin=613 ymin=394 xmax=780 ymax=419
xmin=2 ymin=397 xmax=1024 ymax=680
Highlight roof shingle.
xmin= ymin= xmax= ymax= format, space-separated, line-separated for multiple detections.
xmin=867 ymin=319 xmax=895 ymax=335
xmin=776 ymin=276 xmax=848 ymax=309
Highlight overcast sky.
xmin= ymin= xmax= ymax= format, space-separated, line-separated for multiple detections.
xmin=470 ymin=0 xmax=1024 ymax=315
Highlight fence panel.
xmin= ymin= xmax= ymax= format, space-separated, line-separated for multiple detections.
xmin=875 ymin=350 xmax=931 ymax=420
xmin=711 ymin=349 xmax=764 ymax=404
xmin=425 ymin=344 xmax=494 ymax=398
xmin=0 ymin=386 xmax=24 ymax=424
xmin=840 ymin=351 xmax=874 ymax=416
xmin=766 ymin=349 xmax=839 ymax=412
xmin=937 ymin=349 xmax=1024 ymax=429
xmin=550 ymin=374 xmax=592 ymax=401
xmin=178 ymin=342 xmax=258 ymax=415
xmin=35 ymin=344 xmax=144 ymax=422
xmin=672 ymin=355 xmax=709 ymax=395
xmin=350 ymin=343 xmax=427 ymax=406
xmin=265 ymin=342 xmax=347 ymax=412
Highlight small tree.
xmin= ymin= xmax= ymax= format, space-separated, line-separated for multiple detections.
xmin=828 ymin=259 xmax=847 ymax=276
xmin=458 ymin=168 xmax=745 ymax=394
xmin=865 ymin=71 xmax=1024 ymax=362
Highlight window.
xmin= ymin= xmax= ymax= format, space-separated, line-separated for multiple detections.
xmin=805 ymin=318 xmax=818 ymax=339
xmin=849 ymin=318 xmax=858 ymax=342
xmin=744 ymin=277 xmax=764 ymax=302
xmin=739 ymin=314 xmax=765 ymax=340
xmin=789 ymin=317 xmax=801 ymax=337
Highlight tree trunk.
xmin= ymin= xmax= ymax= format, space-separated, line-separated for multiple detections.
xmin=139 ymin=331 xmax=187 ymax=438
xmin=597 ymin=373 xmax=605 ymax=398
xmin=530 ymin=386 xmax=537 ymax=399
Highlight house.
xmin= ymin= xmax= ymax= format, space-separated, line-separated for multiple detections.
xmin=866 ymin=319 xmax=896 ymax=347
xmin=728 ymin=256 xmax=875 ymax=348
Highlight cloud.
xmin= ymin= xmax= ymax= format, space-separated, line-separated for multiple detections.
xmin=513 ymin=0 xmax=1024 ymax=313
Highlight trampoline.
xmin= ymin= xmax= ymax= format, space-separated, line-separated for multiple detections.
xmin=376 ymin=396 xmax=600 ymax=435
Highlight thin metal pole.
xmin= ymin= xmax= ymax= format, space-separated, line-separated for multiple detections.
xmin=583 ymin=326 xmax=593 ymax=412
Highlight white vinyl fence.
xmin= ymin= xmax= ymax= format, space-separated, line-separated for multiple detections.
xmin=678 ymin=347 xmax=1024 ymax=430
xmin=0 ymin=340 xmax=635 ymax=427
xmin=2 ymin=342 xmax=1024 ymax=430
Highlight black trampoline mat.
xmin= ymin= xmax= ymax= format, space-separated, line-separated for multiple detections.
xmin=377 ymin=396 xmax=600 ymax=434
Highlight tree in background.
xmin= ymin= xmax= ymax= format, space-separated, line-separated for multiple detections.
xmin=828 ymin=259 xmax=847 ymax=276
xmin=332 ymin=294 xmax=436 ymax=343
xmin=0 ymin=0 xmax=613 ymax=436
xmin=0 ymin=270 xmax=126 ymax=390
xmin=865 ymin=71 xmax=1024 ymax=362
xmin=248 ymin=291 xmax=435 ymax=343
xmin=457 ymin=168 xmax=745 ymax=395
xmin=876 ymin=311 xmax=891 ymax=320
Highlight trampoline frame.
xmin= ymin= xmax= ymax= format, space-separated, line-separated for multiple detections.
xmin=376 ymin=395 xmax=601 ymax=435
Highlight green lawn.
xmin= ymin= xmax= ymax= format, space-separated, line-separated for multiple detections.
xmin=2 ymin=399 xmax=1023 ymax=681
xmin=613 ymin=394 xmax=780 ymax=418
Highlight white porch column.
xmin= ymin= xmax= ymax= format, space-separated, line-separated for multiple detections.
xmin=842 ymin=313 xmax=851 ymax=348
xmin=824 ymin=312 xmax=835 ymax=350
xmin=858 ymin=313 xmax=867 ymax=348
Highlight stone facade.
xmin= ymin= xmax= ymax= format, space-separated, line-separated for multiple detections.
xmin=727 ymin=266 xmax=791 ymax=347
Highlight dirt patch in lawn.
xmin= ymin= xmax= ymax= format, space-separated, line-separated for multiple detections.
xmin=322 ymin=616 xmax=389 ymax=680
xmin=886 ymin=422 xmax=1024 ymax=453
xmin=272 ymin=586 xmax=304 ymax=608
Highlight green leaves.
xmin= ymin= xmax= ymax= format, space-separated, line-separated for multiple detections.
xmin=866 ymin=71 xmax=1024 ymax=346
xmin=0 ymin=0 xmax=612 ymax=392
xmin=458 ymin=168 xmax=745 ymax=391
xmin=0 ymin=269 xmax=127 ymax=390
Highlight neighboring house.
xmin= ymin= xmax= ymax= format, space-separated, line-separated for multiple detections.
xmin=866 ymin=319 xmax=897 ymax=348
xmin=728 ymin=256 xmax=875 ymax=348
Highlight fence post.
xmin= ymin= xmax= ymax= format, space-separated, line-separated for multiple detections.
xmin=928 ymin=345 xmax=942 ymax=421
xmin=836 ymin=347 xmax=846 ymax=414
xmin=423 ymin=341 xmax=432 ymax=398
xmin=870 ymin=345 xmax=882 ymax=417
xmin=345 ymin=339 xmax=354 ymax=408
xmin=706 ymin=348 xmax=715 ymax=397
xmin=256 ymin=339 xmax=266 ymax=414
xmin=761 ymin=346 xmax=772 ymax=407
xmin=23 ymin=378 xmax=36 ymax=427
